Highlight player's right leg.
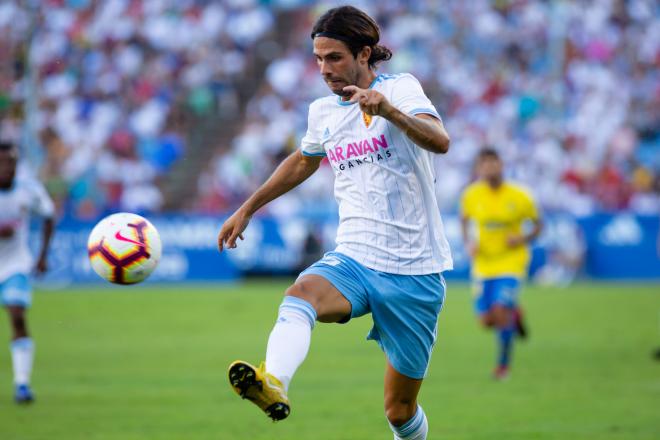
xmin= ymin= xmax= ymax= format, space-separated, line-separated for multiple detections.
xmin=489 ymin=278 xmax=520 ymax=380
xmin=490 ymin=303 xmax=514 ymax=379
xmin=474 ymin=279 xmax=496 ymax=328
xmin=473 ymin=279 xmax=513 ymax=379
xmin=1 ymin=274 xmax=35 ymax=404
xmin=229 ymin=253 xmax=361 ymax=421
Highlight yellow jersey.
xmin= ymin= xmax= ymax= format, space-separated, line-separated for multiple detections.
xmin=460 ymin=181 xmax=539 ymax=279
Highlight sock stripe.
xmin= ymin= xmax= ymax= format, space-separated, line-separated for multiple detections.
xmin=281 ymin=296 xmax=317 ymax=328
xmin=400 ymin=408 xmax=423 ymax=437
xmin=392 ymin=405 xmax=425 ymax=438
xmin=11 ymin=337 xmax=33 ymax=350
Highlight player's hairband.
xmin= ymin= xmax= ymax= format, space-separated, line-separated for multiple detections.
xmin=312 ymin=31 xmax=373 ymax=46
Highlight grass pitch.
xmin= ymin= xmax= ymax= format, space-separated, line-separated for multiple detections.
xmin=0 ymin=281 xmax=658 ymax=440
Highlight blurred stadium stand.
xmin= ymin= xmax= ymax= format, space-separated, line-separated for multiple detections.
xmin=1 ymin=0 xmax=278 ymax=216
xmin=192 ymin=0 xmax=660 ymax=218
xmin=1 ymin=0 xmax=658 ymax=217
xmin=0 ymin=0 xmax=658 ymax=283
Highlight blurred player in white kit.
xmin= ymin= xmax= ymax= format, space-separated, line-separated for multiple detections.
xmin=0 ymin=141 xmax=54 ymax=403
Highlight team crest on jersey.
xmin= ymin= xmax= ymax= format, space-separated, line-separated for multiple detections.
xmin=362 ymin=112 xmax=372 ymax=128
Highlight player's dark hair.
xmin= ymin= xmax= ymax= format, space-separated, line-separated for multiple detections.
xmin=477 ymin=147 xmax=500 ymax=161
xmin=311 ymin=6 xmax=392 ymax=69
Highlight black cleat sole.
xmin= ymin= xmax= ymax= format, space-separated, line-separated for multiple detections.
xmin=229 ymin=362 xmax=261 ymax=398
xmin=265 ymin=402 xmax=290 ymax=421
xmin=228 ymin=362 xmax=290 ymax=421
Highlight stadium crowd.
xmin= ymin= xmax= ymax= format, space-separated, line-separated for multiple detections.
xmin=196 ymin=0 xmax=660 ymax=218
xmin=0 ymin=0 xmax=658 ymax=218
xmin=0 ymin=0 xmax=274 ymax=217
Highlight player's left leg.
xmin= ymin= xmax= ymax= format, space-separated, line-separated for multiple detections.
xmin=1 ymin=274 xmax=35 ymax=403
xmin=384 ymin=363 xmax=428 ymax=440
xmin=512 ymin=305 xmax=528 ymax=339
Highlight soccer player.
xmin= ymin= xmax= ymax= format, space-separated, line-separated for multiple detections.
xmin=218 ymin=6 xmax=452 ymax=439
xmin=0 ymin=141 xmax=55 ymax=403
xmin=460 ymin=148 xmax=542 ymax=380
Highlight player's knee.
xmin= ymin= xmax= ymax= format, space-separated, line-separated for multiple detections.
xmin=285 ymin=277 xmax=351 ymax=323
xmin=285 ymin=281 xmax=320 ymax=311
xmin=491 ymin=306 xmax=510 ymax=328
xmin=385 ymin=399 xmax=417 ymax=427
xmin=480 ymin=314 xmax=495 ymax=328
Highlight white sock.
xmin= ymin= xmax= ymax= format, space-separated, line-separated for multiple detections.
xmin=389 ymin=405 xmax=428 ymax=440
xmin=265 ymin=296 xmax=316 ymax=391
xmin=11 ymin=337 xmax=34 ymax=386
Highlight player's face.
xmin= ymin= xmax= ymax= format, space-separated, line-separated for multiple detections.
xmin=313 ymin=37 xmax=367 ymax=97
xmin=477 ymin=156 xmax=503 ymax=181
xmin=0 ymin=150 xmax=17 ymax=188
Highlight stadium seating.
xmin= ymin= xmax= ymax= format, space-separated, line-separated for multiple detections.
xmin=196 ymin=1 xmax=659 ymax=217
xmin=0 ymin=1 xmax=658 ymax=218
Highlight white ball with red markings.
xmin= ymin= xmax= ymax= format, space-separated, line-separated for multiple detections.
xmin=87 ymin=213 xmax=162 ymax=285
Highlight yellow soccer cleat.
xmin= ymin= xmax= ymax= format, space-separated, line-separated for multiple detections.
xmin=228 ymin=360 xmax=291 ymax=421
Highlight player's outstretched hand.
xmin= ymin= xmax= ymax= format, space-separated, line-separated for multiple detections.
xmin=218 ymin=209 xmax=250 ymax=252
xmin=342 ymin=85 xmax=394 ymax=117
xmin=35 ymin=256 xmax=48 ymax=275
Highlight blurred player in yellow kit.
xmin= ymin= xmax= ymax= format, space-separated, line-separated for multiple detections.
xmin=460 ymin=148 xmax=542 ymax=379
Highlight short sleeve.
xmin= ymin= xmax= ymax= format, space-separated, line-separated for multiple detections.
xmin=391 ymin=74 xmax=441 ymax=121
xmin=29 ymin=180 xmax=55 ymax=217
xmin=300 ymin=102 xmax=326 ymax=157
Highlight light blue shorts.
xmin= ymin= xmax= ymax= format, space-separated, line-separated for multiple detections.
xmin=299 ymin=251 xmax=446 ymax=379
xmin=473 ymin=277 xmax=520 ymax=315
xmin=0 ymin=274 xmax=32 ymax=308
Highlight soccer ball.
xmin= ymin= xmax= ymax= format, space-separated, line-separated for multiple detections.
xmin=87 ymin=213 xmax=162 ymax=285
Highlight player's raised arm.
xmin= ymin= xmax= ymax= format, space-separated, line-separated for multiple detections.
xmin=218 ymin=150 xmax=323 ymax=251
xmin=387 ymin=111 xmax=450 ymax=154
xmin=29 ymin=180 xmax=56 ymax=276
xmin=343 ymin=84 xmax=450 ymax=154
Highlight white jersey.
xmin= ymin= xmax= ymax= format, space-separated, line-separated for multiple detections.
xmin=301 ymin=73 xmax=453 ymax=275
xmin=0 ymin=176 xmax=55 ymax=282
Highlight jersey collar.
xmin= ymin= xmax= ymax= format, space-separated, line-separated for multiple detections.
xmin=337 ymin=74 xmax=382 ymax=106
